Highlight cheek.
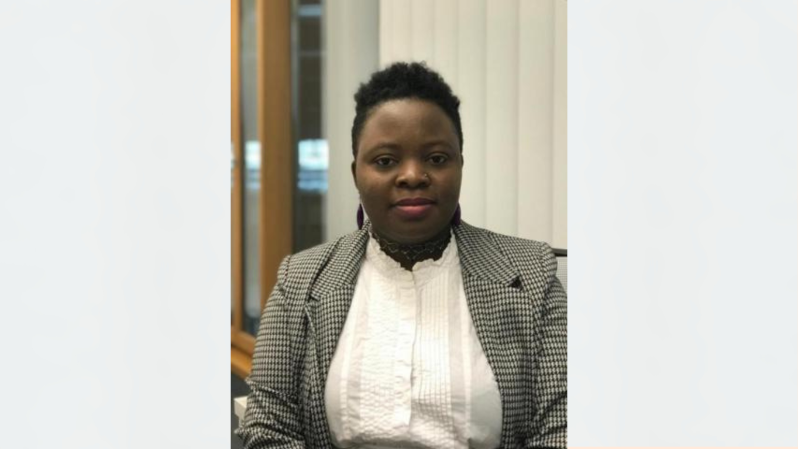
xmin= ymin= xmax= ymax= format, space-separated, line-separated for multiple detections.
xmin=353 ymin=167 xmax=369 ymax=191
xmin=356 ymin=178 xmax=378 ymax=197
xmin=354 ymin=172 xmax=383 ymax=201
xmin=444 ymin=170 xmax=463 ymax=197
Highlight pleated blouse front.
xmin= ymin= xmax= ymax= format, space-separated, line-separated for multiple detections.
xmin=324 ymin=234 xmax=502 ymax=449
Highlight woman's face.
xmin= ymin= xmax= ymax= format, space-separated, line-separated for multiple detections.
xmin=353 ymin=98 xmax=463 ymax=244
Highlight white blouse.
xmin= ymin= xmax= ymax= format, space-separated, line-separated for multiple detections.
xmin=324 ymin=234 xmax=502 ymax=449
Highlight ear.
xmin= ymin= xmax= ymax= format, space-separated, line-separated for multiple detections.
xmin=460 ymin=153 xmax=465 ymax=167
xmin=351 ymin=160 xmax=358 ymax=188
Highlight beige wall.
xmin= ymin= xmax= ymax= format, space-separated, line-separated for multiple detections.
xmin=322 ymin=0 xmax=380 ymax=242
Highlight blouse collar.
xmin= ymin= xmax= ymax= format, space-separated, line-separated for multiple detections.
xmin=365 ymin=229 xmax=459 ymax=285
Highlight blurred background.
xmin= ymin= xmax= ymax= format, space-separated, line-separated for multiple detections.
xmin=230 ymin=0 xmax=566 ymax=446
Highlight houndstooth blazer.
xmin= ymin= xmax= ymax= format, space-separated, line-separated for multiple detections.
xmin=237 ymin=221 xmax=567 ymax=449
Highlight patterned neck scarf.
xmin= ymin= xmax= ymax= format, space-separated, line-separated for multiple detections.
xmin=370 ymin=227 xmax=452 ymax=266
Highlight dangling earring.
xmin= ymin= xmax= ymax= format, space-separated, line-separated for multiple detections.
xmin=357 ymin=204 xmax=365 ymax=230
xmin=451 ymin=204 xmax=461 ymax=226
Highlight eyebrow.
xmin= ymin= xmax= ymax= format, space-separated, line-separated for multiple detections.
xmin=364 ymin=140 xmax=456 ymax=153
xmin=366 ymin=142 xmax=401 ymax=151
xmin=420 ymin=140 xmax=456 ymax=151
xmin=359 ymin=142 xmax=400 ymax=158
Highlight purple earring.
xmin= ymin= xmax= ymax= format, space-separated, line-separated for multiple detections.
xmin=357 ymin=204 xmax=365 ymax=230
xmin=452 ymin=204 xmax=461 ymax=226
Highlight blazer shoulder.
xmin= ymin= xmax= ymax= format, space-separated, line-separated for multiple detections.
xmin=495 ymin=232 xmax=553 ymax=259
xmin=280 ymin=236 xmax=345 ymax=280
xmin=283 ymin=238 xmax=338 ymax=273
xmin=462 ymin=223 xmax=551 ymax=258
xmin=285 ymin=228 xmax=364 ymax=269
xmin=466 ymin=224 xmax=557 ymax=278
xmin=276 ymin=229 xmax=364 ymax=296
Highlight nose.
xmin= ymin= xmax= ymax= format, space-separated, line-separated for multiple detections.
xmin=396 ymin=160 xmax=429 ymax=188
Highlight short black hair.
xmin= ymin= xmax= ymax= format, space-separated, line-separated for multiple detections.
xmin=351 ymin=62 xmax=463 ymax=156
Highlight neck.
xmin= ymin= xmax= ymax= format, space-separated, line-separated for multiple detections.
xmin=371 ymin=227 xmax=452 ymax=271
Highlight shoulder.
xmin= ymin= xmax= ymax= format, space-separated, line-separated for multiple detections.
xmin=275 ymin=228 xmax=365 ymax=288
xmin=281 ymin=239 xmax=337 ymax=275
xmin=277 ymin=234 xmax=341 ymax=279
xmin=496 ymin=232 xmax=556 ymax=271
xmin=457 ymin=222 xmax=558 ymax=277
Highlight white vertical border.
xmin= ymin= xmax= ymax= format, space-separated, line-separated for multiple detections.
xmin=569 ymin=0 xmax=798 ymax=445
xmin=0 ymin=1 xmax=229 ymax=447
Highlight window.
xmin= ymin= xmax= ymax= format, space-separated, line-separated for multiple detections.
xmin=231 ymin=0 xmax=325 ymax=378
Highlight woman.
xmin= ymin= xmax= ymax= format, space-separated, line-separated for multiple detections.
xmin=237 ymin=62 xmax=567 ymax=448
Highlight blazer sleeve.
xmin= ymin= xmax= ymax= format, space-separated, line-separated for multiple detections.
xmin=236 ymin=255 xmax=307 ymax=449
xmin=526 ymin=243 xmax=568 ymax=449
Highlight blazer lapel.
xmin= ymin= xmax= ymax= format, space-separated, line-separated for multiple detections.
xmin=454 ymin=222 xmax=534 ymax=446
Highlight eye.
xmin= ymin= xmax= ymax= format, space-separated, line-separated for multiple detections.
xmin=428 ymin=154 xmax=449 ymax=165
xmin=373 ymin=156 xmax=397 ymax=167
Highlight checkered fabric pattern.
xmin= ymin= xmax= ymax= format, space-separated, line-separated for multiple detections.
xmin=236 ymin=221 xmax=567 ymax=448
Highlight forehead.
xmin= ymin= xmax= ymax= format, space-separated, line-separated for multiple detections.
xmin=360 ymin=99 xmax=457 ymax=142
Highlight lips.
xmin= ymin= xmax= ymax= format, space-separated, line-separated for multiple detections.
xmin=393 ymin=198 xmax=435 ymax=219
xmin=395 ymin=197 xmax=435 ymax=206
